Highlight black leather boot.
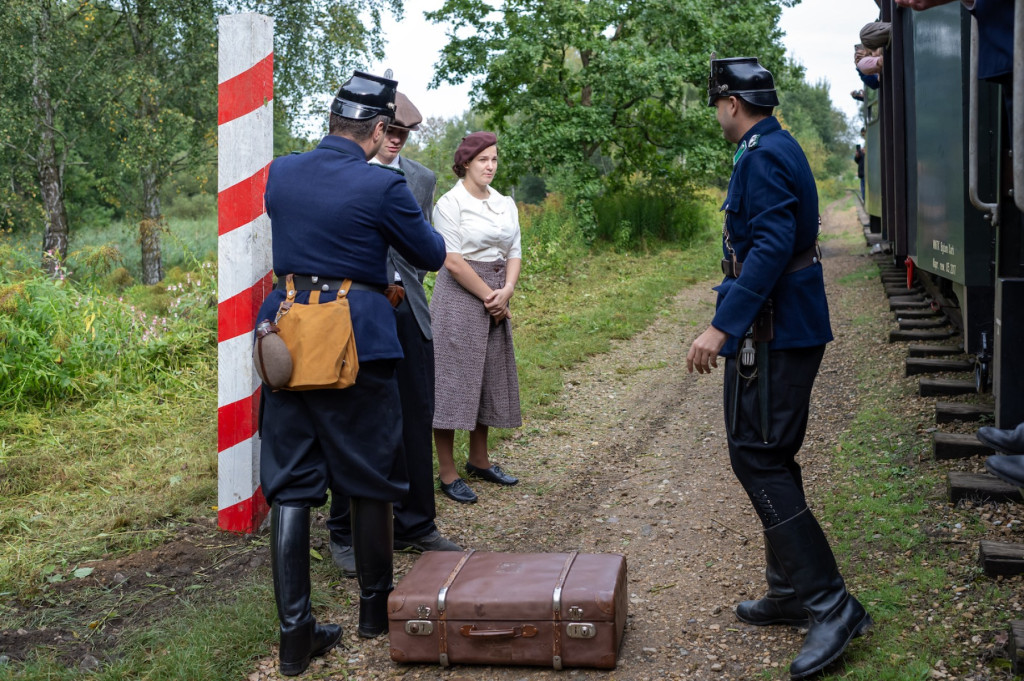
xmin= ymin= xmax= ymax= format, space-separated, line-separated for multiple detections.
xmin=351 ymin=498 xmax=394 ymax=638
xmin=977 ymin=422 xmax=1024 ymax=454
xmin=735 ymin=543 xmax=809 ymax=627
xmin=765 ymin=508 xmax=872 ymax=680
xmin=270 ymin=504 xmax=343 ymax=676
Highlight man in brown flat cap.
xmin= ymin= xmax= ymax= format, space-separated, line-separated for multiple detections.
xmin=328 ymin=91 xmax=461 ymax=579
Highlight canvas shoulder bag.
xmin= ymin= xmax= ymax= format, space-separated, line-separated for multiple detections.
xmin=273 ymin=273 xmax=359 ymax=390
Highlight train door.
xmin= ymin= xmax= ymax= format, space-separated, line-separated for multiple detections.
xmin=993 ymin=0 xmax=1024 ymax=427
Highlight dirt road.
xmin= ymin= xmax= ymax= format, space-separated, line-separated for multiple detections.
xmin=244 ymin=198 xmax=899 ymax=681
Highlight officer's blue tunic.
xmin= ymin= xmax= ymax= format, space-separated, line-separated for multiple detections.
xmin=257 ymin=135 xmax=446 ymax=508
xmin=712 ymin=116 xmax=833 ymax=358
xmin=713 ymin=116 xmax=833 ymax=528
xmin=257 ymin=135 xmax=445 ymax=361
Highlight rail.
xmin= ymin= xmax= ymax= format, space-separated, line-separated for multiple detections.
xmin=1015 ymin=0 xmax=1023 ymax=212
xmin=968 ymin=15 xmax=1000 ymax=225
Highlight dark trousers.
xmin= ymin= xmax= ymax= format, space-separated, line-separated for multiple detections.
xmin=724 ymin=345 xmax=825 ymax=528
xmin=328 ymin=296 xmax=437 ymax=544
xmin=260 ymin=360 xmax=405 ymax=508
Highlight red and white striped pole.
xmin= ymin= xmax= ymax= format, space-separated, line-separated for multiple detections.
xmin=217 ymin=13 xmax=274 ymax=533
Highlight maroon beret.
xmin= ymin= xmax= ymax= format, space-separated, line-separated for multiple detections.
xmin=452 ymin=131 xmax=498 ymax=177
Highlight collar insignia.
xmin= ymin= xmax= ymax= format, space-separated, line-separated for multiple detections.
xmin=733 ymin=140 xmax=747 ymax=165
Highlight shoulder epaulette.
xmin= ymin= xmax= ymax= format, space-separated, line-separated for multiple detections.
xmin=748 ymin=134 xmax=762 ymax=149
xmin=371 ymin=163 xmax=405 ymax=177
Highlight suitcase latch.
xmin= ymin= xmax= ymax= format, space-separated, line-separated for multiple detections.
xmin=566 ymin=622 xmax=596 ymax=639
xmin=404 ymin=620 xmax=434 ymax=636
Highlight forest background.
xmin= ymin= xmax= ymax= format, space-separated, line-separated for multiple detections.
xmin=0 ymin=0 xmax=854 ymax=291
xmin=0 ymin=1 xmax=857 ymax=677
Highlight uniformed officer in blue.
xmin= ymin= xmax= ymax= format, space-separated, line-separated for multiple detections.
xmin=256 ymin=70 xmax=446 ymax=675
xmin=686 ymin=56 xmax=871 ymax=680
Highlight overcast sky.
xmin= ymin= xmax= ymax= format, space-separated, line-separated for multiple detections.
xmin=363 ymin=0 xmax=882 ymax=126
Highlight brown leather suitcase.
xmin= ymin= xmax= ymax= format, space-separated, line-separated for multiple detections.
xmin=388 ymin=550 xmax=627 ymax=669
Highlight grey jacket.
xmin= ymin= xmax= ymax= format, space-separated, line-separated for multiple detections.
xmin=390 ymin=156 xmax=438 ymax=340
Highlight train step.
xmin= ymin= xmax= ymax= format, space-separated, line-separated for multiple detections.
xmin=905 ymin=358 xmax=972 ymax=376
xmin=935 ymin=400 xmax=993 ymax=423
xmin=933 ymin=432 xmax=992 ymax=459
xmin=890 ymin=328 xmax=955 ymax=342
xmin=979 ymin=541 xmax=1024 ymax=577
xmin=948 ymin=471 xmax=1022 ymax=503
xmin=893 ymin=309 xmax=941 ymax=320
xmin=898 ymin=318 xmax=949 ymax=330
xmin=920 ymin=378 xmax=976 ymax=397
xmin=908 ymin=343 xmax=963 ymax=357
xmin=885 ymin=285 xmax=923 ymax=297
xmin=1009 ymin=621 xmax=1024 ymax=675
xmin=889 ymin=297 xmax=929 ymax=310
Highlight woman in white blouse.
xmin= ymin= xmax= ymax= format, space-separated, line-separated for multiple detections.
xmin=430 ymin=131 xmax=523 ymax=504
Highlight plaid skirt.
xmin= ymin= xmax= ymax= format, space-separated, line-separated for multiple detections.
xmin=431 ymin=260 xmax=522 ymax=430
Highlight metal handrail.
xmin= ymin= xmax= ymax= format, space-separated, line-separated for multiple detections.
xmin=1014 ymin=0 xmax=1023 ymax=212
xmin=968 ymin=15 xmax=1000 ymax=225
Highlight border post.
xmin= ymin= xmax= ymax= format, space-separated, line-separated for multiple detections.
xmin=216 ymin=13 xmax=274 ymax=533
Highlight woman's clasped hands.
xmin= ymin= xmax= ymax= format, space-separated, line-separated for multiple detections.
xmin=484 ymin=286 xmax=513 ymax=322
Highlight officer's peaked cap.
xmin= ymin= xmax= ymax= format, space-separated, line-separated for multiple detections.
xmin=707 ymin=56 xmax=780 ymax=108
xmin=331 ymin=71 xmax=398 ymax=120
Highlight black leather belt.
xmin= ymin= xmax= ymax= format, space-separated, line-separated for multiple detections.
xmin=721 ymin=243 xmax=822 ymax=278
xmin=274 ymin=275 xmax=386 ymax=294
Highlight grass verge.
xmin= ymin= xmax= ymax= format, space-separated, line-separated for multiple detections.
xmin=814 ymin=259 xmax=1018 ymax=680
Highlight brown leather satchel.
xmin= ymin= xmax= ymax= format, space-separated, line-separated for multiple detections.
xmin=273 ymin=273 xmax=359 ymax=390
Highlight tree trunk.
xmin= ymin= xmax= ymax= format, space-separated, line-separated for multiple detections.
xmin=139 ymin=166 xmax=164 ymax=285
xmin=126 ymin=0 xmax=163 ymax=285
xmin=35 ymin=98 xmax=69 ymax=274
xmin=32 ymin=4 xmax=69 ymax=274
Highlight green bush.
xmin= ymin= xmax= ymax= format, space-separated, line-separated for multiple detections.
xmin=817 ymin=171 xmax=857 ymax=206
xmin=518 ymin=193 xmax=587 ymax=277
xmin=0 ymin=250 xmax=216 ymax=410
xmin=593 ymin=191 xmax=717 ymax=249
xmin=68 ymin=216 xmax=218 ymax=282
xmin=164 ymin=192 xmax=216 ymax=220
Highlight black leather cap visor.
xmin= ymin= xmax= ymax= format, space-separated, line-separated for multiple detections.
xmin=330 ymin=70 xmax=398 ymax=120
xmin=707 ymin=57 xmax=780 ymax=108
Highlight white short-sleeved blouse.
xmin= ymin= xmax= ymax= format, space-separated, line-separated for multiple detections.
xmin=432 ymin=180 xmax=522 ymax=262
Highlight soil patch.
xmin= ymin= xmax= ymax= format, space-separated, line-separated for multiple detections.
xmin=1 ymin=517 xmax=263 ymax=669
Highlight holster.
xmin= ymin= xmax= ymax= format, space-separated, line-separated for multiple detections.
xmin=385 ymin=284 xmax=405 ymax=308
xmin=752 ymin=300 xmax=774 ymax=343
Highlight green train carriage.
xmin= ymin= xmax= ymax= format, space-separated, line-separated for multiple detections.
xmin=863 ymin=0 xmax=1023 ymax=427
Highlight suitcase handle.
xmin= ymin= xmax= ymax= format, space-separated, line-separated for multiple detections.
xmin=459 ymin=624 xmax=538 ymax=640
